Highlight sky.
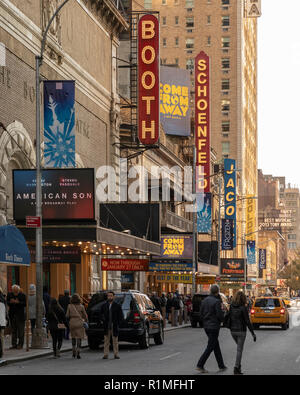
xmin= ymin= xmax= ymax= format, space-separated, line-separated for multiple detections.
xmin=258 ymin=0 xmax=300 ymax=187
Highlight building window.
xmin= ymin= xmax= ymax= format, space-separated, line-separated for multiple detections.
xmin=174 ymin=0 xmax=179 ymax=4
xmin=162 ymin=16 xmax=167 ymax=25
xmin=175 ymin=58 xmax=179 ymax=65
xmin=222 ymin=79 xmax=230 ymax=90
xmin=222 ymin=16 xmax=230 ymax=26
xmin=288 ymin=242 xmax=297 ymax=250
xmin=162 ymin=0 xmax=167 ymax=4
xmin=162 ymin=58 xmax=167 ymax=64
xmin=222 ymin=37 xmax=230 ymax=48
xmin=222 ymin=0 xmax=230 ymax=4
xmin=186 ymin=17 xmax=194 ymax=28
xmin=222 ymin=58 xmax=230 ymax=69
xmin=288 ymin=234 xmax=297 ymax=240
xmin=186 ymin=58 xmax=194 ymax=71
xmin=207 ymin=36 xmax=211 ymax=46
xmin=207 ymin=15 xmax=211 ymax=24
xmin=186 ymin=0 xmax=194 ymax=6
xmin=144 ymin=0 xmax=152 ymax=9
xmin=222 ymin=142 xmax=230 ymax=155
xmin=175 ymin=16 xmax=179 ymax=25
xmin=222 ymin=121 xmax=230 ymax=133
xmin=222 ymin=99 xmax=230 ymax=112
xmin=175 ymin=37 xmax=179 ymax=46
xmin=186 ymin=38 xmax=194 ymax=49
xmin=163 ymin=38 xmax=167 ymax=47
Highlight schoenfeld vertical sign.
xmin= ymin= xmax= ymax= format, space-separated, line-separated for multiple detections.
xmin=138 ymin=14 xmax=160 ymax=145
xmin=195 ymin=51 xmax=210 ymax=193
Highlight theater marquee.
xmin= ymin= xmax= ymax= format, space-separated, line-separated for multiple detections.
xmin=195 ymin=51 xmax=210 ymax=193
xmin=138 ymin=14 xmax=160 ymax=145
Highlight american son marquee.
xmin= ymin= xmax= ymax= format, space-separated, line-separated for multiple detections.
xmin=138 ymin=14 xmax=160 ymax=145
xmin=13 ymin=168 xmax=95 ymax=222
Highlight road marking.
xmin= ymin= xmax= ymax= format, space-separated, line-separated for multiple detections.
xmin=296 ymin=355 xmax=300 ymax=363
xmin=160 ymin=352 xmax=181 ymax=361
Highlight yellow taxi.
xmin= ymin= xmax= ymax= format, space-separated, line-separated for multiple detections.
xmin=282 ymin=297 xmax=291 ymax=308
xmin=250 ymin=297 xmax=289 ymax=330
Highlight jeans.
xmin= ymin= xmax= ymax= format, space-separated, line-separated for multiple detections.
xmin=10 ymin=316 xmax=25 ymax=348
xmin=231 ymin=331 xmax=246 ymax=368
xmin=0 ymin=328 xmax=4 ymax=358
xmin=197 ymin=329 xmax=225 ymax=369
xmin=50 ymin=329 xmax=64 ymax=355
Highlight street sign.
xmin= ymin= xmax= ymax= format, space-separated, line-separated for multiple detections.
xmin=26 ymin=216 xmax=41 ymax=228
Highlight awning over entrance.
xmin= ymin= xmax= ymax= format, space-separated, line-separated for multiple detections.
xmin=0 ymin=225 xmax=30 ymax=266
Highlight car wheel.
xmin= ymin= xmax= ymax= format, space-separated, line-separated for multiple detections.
xmin=139 ymin=326 xmax=150 ymax=349
xmin=282 ymin=322 xmax=288 ymax=330
xmin=153 ymin=323 xmax=164 ymax=345
xmin=88 ymin=337 xmax=100 ymax=350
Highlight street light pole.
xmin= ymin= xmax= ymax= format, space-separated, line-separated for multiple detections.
xmin=31 ymin=0 xmax=71 ymax=349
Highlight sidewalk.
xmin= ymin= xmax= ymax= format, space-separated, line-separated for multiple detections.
xmin=0 ymin=322 xmax=191 ymax=367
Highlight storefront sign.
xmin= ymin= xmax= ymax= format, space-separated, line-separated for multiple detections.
xmin=156 ymin=235 xmax=193 ymax=259
xmin=101 ymin=258 xmax=149 ymax=271
xmin=155 ymin=273 xmax=192 ymax=284
xmin=224 ymin=158 xmax=236 ymax=246
xmin=13 ymin=168 xmax=95 ymax=221
xmin=246 ymin=195 xmax=255 ymax=238
xmin=149 ymin=261 xmax=193 ymax=272
xmin=44 ymin=81 xmax=75 ymax=168
xmin=196 ymin=276 xmax=215 ymax=285
xmin=0 ymin=225 xmax=30 ymax=266
xmin=160 ymin=66 xmax=190 ymax=136
xmin=221 ymin=218 xmax=234 ymax=250
xmin=197 ymin=193 xmax=212 ymax=233
xmin=195 ymin=51 xmax=210 ymax=193
xmin=29 ymin=246 xmax=81 ymax=264
xmin=220 ymin=258 xmax=245 ymax=277
xmin=259 ymin=249 xmax=266 ymax=270
xmin=138 ymin=14 xmax=160 ymax=145
xmin=247 ymin=240 xmax=256 ymax=265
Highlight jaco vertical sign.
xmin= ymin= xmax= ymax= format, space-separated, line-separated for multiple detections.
xmin=138 ymin=15 xmax=160 ymax=145
xmin=224 ymin=158 xmax=236 ymax=247
xmin=195 ymin=52 xmax=210 ymax=193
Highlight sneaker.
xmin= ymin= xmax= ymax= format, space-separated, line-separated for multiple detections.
xmin=218 ymin=366 xmax=228 ymax=372
xmin=114 ymin=355 xmax=120 ymax=359
xmin=196 ymin=367 xmax=209 ymax=373
xmin=103 ymin=355 xmax=108 ymax=359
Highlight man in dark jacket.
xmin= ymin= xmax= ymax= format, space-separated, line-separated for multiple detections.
xmin=7 ymin=285 xmax=26 ymax=349
xmin=100 ymin=291 xmax=124 ymax=360
xmin=196 ymin=285 xmax=227 ymax=373
xmin=150 ymin=292 xmax=162 ymax=313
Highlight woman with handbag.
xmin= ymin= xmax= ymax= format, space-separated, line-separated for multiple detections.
xmin=46 ymin=298 xmax=68 ymax=358
xmin=0 ymin=287 xmax=7 ymax=359
xmin=228 ymin=291 xmax=256 ymax=375
xmin=66 ymin=294 xmax=88 ymax=359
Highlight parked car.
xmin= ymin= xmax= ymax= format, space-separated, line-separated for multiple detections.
xmin=86 ymin=290 xmax=164 ymax=350
xmin=250 ymin=297 xmax=289 ymax=330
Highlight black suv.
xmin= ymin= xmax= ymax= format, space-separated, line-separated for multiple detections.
xmin=191 ymin=293 xmax=209 ymax=328
xmin=86 ymin=290 xmax=164 ymax=350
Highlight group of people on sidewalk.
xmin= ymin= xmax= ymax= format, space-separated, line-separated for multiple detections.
xmin=196 ymin=284 xmax=256 ymax=375
xmin=150 ymin=291 xmax=192 ymax=325
xmin=0 ymin=285 xmax=124 ymax=361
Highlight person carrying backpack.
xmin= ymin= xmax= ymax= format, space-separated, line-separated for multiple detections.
xmin=227 ymin=291 xmax=256 ymax=375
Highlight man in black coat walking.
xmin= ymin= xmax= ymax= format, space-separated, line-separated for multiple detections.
xmin=100 ymin=291 xmax=124 ymax=360
xmin=7 ymin=285 xmax=26 ymax=349
xmin=196 ymin=285 xmax=227 ymax=373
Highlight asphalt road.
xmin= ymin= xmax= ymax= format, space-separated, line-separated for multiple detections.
xmin=2 ymin=311 xmax=300 ymax=375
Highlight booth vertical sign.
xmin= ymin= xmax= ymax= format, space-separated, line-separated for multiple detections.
xmin=195 ymin=52 xmax=211 ymax=233
xmin=224 ymin=159 xmax=236 ymax=246
xmin=138 ymin=14 xmax=160 ymax=145
xmin=44 ymin=81 xmax=76 ymax=168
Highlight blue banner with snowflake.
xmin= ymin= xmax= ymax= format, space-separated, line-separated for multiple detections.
xmin=197 ymin=193 xmax=212 ymax=233
xmin=247 ymin=240 xmax=256 ymax=265
xmin=44 ymin=81 xmax=75 ymax=168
